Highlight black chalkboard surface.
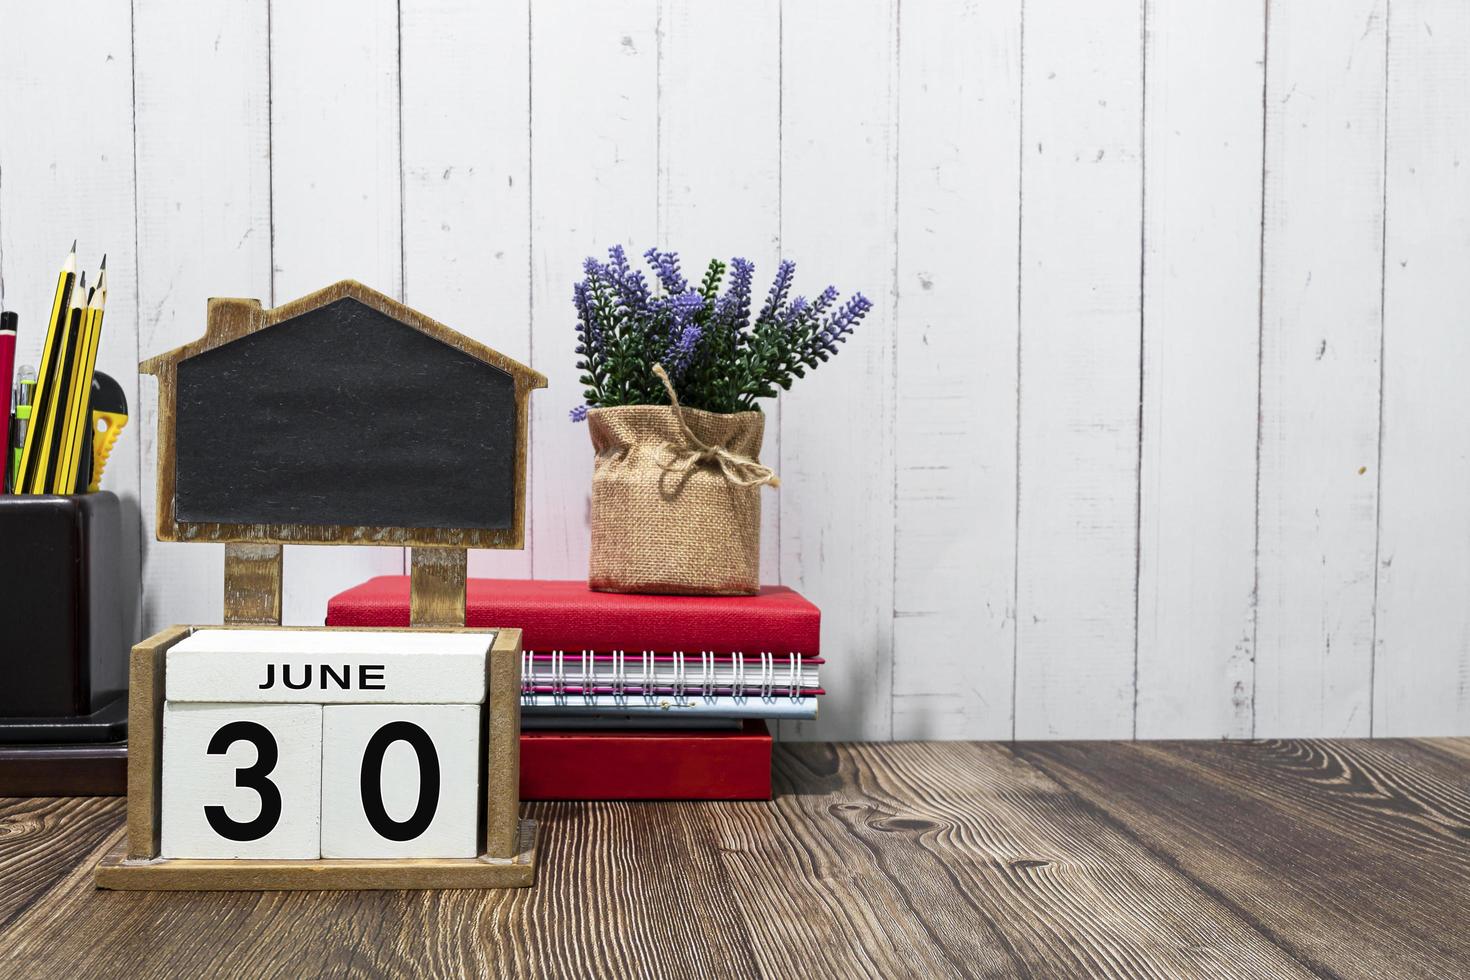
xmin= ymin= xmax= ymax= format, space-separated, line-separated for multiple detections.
xmin=174 ymin=297 xmax=515 ymax=530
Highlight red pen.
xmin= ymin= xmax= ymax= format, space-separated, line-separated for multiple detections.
xmin=0 ymin=311 xmax=16 ymax=493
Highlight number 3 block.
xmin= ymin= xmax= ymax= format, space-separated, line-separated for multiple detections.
xmin=161 ymin=703 xmax=323 ymax=859
xmin=319 ymin=704 xmax=481 ymax=859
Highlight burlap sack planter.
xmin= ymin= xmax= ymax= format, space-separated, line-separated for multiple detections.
xmin=587 ymin=403 xmax=771 ymax=596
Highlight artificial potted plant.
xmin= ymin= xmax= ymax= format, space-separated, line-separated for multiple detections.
xmin=571 ymin=246 xmax=870 ymax=595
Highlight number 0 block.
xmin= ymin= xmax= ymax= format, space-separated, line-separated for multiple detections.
xmin=161 ymin=702 xmax=323 ymax=859
xmin=319 ymin=704 xmax=481 ymax=859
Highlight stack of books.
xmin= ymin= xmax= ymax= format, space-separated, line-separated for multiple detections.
xmin=326 ymin=578 xmax=822 ymax=799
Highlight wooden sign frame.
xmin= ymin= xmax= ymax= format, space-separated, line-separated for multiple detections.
xmin=139 ymin=279 xmax=547 ymax=549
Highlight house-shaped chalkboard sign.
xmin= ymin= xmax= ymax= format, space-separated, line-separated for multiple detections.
xmin=141 ymin=280 xmax=545 ymax=550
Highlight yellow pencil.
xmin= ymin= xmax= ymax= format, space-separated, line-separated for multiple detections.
xmin=15 ymin=243 xmax=76 ymax=493
xmin=31 ymin=271 xmax=86 ymax=493
xmin=59 ymin=258 xmax=106 ymax=493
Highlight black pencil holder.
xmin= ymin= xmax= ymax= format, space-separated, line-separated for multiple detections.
xmin=0 ymin=491 xmax=126 ymax=742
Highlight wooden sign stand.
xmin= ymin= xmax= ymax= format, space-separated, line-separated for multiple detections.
xmin=94 ymin=281 xmax=544 ymax=890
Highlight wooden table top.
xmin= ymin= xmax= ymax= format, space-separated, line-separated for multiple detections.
xmin=1 ymin=738 xmax=1467 ymax=978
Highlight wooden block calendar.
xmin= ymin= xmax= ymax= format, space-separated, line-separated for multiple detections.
xmin=160 ymin=631 xmax=489 ymax=861
xmin=96 ymin=626 xmax=532 ymax=890
xmin=94 ymin=281 xmax=544 ymax=891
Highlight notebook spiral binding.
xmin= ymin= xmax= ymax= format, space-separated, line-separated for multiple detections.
xmin=519 ymin=649 xmax=815 ymax=704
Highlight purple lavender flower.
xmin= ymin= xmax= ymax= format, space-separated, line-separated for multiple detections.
xmin=606 ymin=244 xmax=650 ymax=314
xmin=714 ymin=257 xmax=754 ymax=334
xmin=808 ymin=285 xmax=840 ymax=320
xmin=816 ymin=293 xmax=872 ymax=354
xmin=661 ymin=290 xmax=707 ymax=380
xmin=607 ymin=243 xmax=632 ymax=278
xmin=669 ymin=288 xmax=705 ymax=323
xmin=778 ymin=295 xmax=811 ymax=332
xmin=572 ymin=243 xmax=868 ymax=414
xmin=757 ymin=259 xmax=796 ymax=326
xmin=643 ymin=247 xmax=687 ymax=295
xmin=664 ymin=323 xmax=703 ymax=380
xmin=572 ymin=280 xmax=603 ymax=354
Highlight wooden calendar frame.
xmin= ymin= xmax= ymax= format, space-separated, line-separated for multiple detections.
xmin=95 ymin=625 xmax=535 ymax=890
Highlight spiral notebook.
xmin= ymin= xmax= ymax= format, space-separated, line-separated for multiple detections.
xmin=521 ymin=649 xmax=821 ymax=695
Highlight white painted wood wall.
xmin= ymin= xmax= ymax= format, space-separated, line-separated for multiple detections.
xmin=1 ymin=0 xmax=1466 ymax=741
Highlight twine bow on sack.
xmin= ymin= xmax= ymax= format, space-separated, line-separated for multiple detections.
xmin=652 ymin=363 xmax=780 ymax=488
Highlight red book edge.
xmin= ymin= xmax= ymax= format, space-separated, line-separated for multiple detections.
xmin=519 ymin=720 xmax=772 ymax=801
xmin=327 ymin=576 xmax=821 ymax=657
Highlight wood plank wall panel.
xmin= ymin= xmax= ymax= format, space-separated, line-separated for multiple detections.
xmin=400 ymin=0 xmax=533 ymax=580
xmin=779 ymin=0 xmax=899 ymax=740
xmin=1255 ymin=0 xmax=1388 ymax=737
xmin=0 ymin=1 xmax=142 ymax=643
xmin=1374 ymin=0 xmax=1470 ymax=736
xmin=656 ymin=0 xmax=782 ymax=588
xmin=891 ymin=0 xmax=1021 ymax=739
xmin=268 ymin=0 xmax=406 ymax=622
xmin=1013 ymin=0 xmax=1144 ymax=738
xmin=1134 ymin=1 xmax=1264 ymax=738
xmin=1 ymin=2 xmax=1466 ymax=739
xmin=134 ymin=0 xmax=271 ymax=637
xmin=527 ymin=0 xmax=659 ymax=581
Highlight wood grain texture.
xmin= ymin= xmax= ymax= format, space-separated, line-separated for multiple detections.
xmin=1254 ymin=0 xmax=1388 ymax=738
xmin=1014 ymin=0 xmax=1144 ymax=739
xmin=133 ymin=0 xmax=270 ymax=638
xmin=1372 ymin=0 xmax=1470 ymax=737
xmin=484 ymin=630 xmax=523 ymax=860
xmin=410 ymin=547 xmax=467 ymax=627
xmin=891 ymin=0 xmax=1021 ymax=740
xmin=126 ymin=625 xmax=192 ymax=860
xmin=0 ymin=797 xmax=125 ymax=928
xmin=222 ymin=543 xmax=282 ymax=625
xmin=1134 ymin=0 xmax=1264 ymax=738
xmin=97 ymin=820 xmax=536 ymax=891
xmin=1 ymin=739 xmax=1465 ymax=976
xmin=1017 ymin=738 xmax=1470 ymax=978
xmin=778 ymin=0 xmax=899 ymax=742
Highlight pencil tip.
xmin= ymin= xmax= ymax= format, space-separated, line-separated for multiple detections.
xmin=99 ymin=254 xmax=107 ymax=269
xmin=70 ymin=239 xmax=77 ymax=253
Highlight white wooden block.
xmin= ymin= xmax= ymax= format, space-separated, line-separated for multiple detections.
xmin=166 ymin=630 xmax=490 ymax=704
xmin=162 ymin=703 xmax=322 ymax=859
xmin=319 ymin=704 xmax=481 ymax=859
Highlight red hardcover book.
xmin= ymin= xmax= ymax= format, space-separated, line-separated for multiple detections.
xmin=519 ymin=721 xmax=772 ymax=800
xmin=327 ymin=576 xmax=821 ymax=656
